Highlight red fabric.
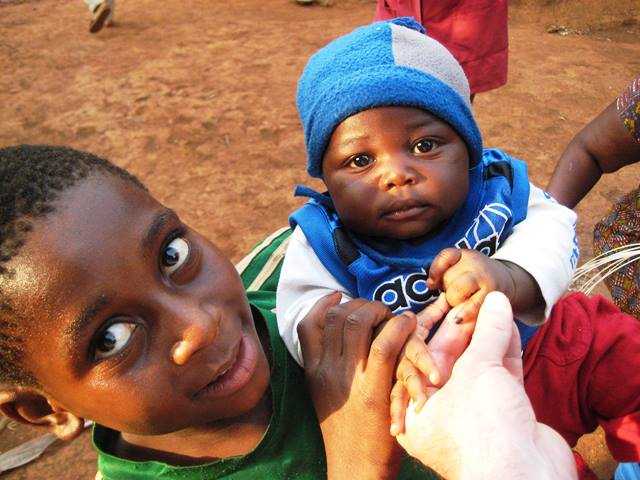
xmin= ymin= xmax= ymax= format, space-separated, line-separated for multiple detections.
xmin=573 ymin=452 xmax=599 ymax=480
xmin=374 ymin=0 xmax=508 ymax=94
xmin=523 ymin=292 xmax=640 ymax=462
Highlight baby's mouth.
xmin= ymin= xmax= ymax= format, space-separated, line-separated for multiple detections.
xmin=381 ymin=200 xmax=431 ymax=221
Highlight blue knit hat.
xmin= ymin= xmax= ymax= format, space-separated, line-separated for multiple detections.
xmin=297 ymin=17 xmax=483 ymax=178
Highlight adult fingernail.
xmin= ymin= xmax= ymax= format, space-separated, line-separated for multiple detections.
xmin=390 ymin=423 xmax=399 ymax=436
xmin=429 ymin=371 xmax=439 ymax=385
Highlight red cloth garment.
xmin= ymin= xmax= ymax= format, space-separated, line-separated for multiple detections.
xmin=375 ymin=0 xmax=508 ymax=94
xmin=523 ymin=293 xmax=640 ymax=465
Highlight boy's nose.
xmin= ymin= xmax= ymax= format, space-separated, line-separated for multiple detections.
xmin=171 ymin=300 xmax=221 ymax=366
xmin=380 ymin=155 xmax=417 ymax=190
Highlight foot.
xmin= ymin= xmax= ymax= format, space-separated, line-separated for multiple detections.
xmin=89 ymin=3 xmax=111 ymax=34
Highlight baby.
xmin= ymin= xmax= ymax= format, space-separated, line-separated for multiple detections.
xmin=277 ymin=18 xmax=577 ymax=375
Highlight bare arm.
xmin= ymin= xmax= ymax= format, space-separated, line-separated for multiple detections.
xmin=548 ymin=100 xmax=640 ymax=208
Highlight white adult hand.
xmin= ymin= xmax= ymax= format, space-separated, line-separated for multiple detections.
xmin=397 ymin=292 xmax=577 ymax=480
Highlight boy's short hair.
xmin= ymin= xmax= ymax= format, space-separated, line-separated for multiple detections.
xmin=296 ymin=17 xmax=483 ymax=178
xmin=0 ymin=145 xmax=145 ymax=385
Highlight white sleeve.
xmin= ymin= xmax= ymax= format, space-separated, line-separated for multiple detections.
xmin=491 ymin=183 xmax=578 ymax=324
xmin=276 ymin=226 xmax=353 ymax=365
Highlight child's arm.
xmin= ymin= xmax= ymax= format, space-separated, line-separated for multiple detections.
xmin=276 ymin=226 xmax=353 ymax=365
xmin=547 ymin=81 xmax=640 ymax=208
xmin=427 ymin=185 xmax=577 ymax=326
xmin=489 ymin=183 xmax=578 ymax=324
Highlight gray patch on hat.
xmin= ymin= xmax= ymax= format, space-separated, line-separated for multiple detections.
xmin=390 ymin=23 xmax=471 ymax=108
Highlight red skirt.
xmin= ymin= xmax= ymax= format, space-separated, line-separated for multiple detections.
xmin=375 ymin=0 xmax=508 ymax=94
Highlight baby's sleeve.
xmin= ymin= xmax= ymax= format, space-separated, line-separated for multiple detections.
xmin=276 ymin=226 xmax=352 ymax=365
xmin=491 ymin=183 xmax=578 ymax=324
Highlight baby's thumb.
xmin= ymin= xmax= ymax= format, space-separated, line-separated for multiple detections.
xmin=464 ymin=292 xmax=514 ymax=364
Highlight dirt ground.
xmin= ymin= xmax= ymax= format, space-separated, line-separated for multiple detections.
xmin=0 ymin=0 xmax=639 ymax=478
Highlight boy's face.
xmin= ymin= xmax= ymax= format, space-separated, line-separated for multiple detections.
xmin=322 ymin=106 xmax=469 ymax=240
xmin=2 ymin=174 xmax=270 ymax=435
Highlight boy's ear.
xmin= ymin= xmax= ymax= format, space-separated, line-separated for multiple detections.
xmin=0 ymin=387 xmax=85 ymax=441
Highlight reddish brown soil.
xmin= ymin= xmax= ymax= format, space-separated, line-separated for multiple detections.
xmin=0 ymin=0 xmax=639 ymax=478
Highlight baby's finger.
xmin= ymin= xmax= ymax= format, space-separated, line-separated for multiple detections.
xmin=442 ymin=270 xmax=482 ymax=307
xmin=415 ymin=293 xmax=450 ymax=340
xmin=427 ymin=248 xmax=462 ymax=291
xmin=389 ymin=381 xmax=410 ymax=436
xmin=403 ymin=335 xmax=441 ymax=386
xmin=452 ymin=290 xmax=487 ymax=325
xmin=397 ymin=359 xmax=427 ymax=411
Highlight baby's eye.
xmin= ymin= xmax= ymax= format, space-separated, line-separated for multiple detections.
xmin=412 ymin=139 xmax=437 ymax=154
xmin=161 ymin=237 xmax=190 ymax=275
xmin=95 ymin=322 xmax=136 ymax=360
xmin=349 ymin=154 xmax=374 ymax=168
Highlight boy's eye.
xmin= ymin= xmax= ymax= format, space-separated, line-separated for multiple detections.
xmin=412 ymin=139 xmax=437 ymax=154
xmin=95 ymin=322 xmax=137 ymax=360
xmin=161 ymin=237 xmax=190 ymax=275
xmin=349 ymin=154 xmax=374 ymax=168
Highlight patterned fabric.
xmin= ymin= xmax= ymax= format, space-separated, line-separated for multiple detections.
xmin=593 ymin=187 xmax=640 ymax=317
xmin=617 ymin=76 xmax=640 ymax=143
xmin=591 ymin=77 xmax=640 ymax=317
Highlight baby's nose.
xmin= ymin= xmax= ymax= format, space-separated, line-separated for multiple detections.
xmin=382 ymin=156 xmax=417 ymax=189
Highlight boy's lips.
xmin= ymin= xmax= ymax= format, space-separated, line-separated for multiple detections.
xmin=380 ymin=199 xmax=431 ymax=221
xmin=192 ymin=334 xmax=258 ymax=400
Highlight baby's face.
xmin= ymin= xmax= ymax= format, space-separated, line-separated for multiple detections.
xmin=2 ymin=174 xmax=270 ymax=435
xmin=322 ymin=106 xmax=469 ymax=240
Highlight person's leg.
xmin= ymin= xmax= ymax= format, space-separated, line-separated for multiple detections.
xmin=105 ymin=0 xmax=114 ymax=26
xmin=84 ymin=0 xmax=102 ymax=12
xmin=85 ymin=0 xmax=111 ymax=33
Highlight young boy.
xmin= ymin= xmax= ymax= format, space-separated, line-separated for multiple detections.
xmin=0 ymin=145 xmax=440 ymax=479
xmin=276 ymin=18 xmax=640 ymax=477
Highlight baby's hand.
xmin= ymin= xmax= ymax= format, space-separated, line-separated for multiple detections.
xmin=427 ymin=248 xmax=515 ymax=325
xmin=389 ymin=294 xmax=476 ymax=436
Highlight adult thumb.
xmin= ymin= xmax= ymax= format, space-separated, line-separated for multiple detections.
xmin=464 ymin=292 xmax=515 ymax=364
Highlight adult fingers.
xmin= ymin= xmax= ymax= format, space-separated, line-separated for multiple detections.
xmin=463 ymin=291 xmax=514 ymax=364
xmin=366 ymin=312 xmax=416 ymax=391
xmin=396 ymin=356 xmax=428 ymax=404
xmin=320 ymin=299 xmax=369 ymax=362
xmin=298 ymin=292 xmax=342 ymax=369
xmin=402 ymin=334 xmax=441 ymax=386
xmin=342 ymin=301 xmax=393 ymax=363
xmin=427 ymin=248 xmax=462 ymax=291
xmin=415 ymin=293 xmax=450 ymax=340
xmin=389 ymin=381 xmax=410 ymax=436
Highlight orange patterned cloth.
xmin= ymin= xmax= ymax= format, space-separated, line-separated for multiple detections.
xmin=594 ymin=188 xmax=640 ymax=317
xmin=617 ymin=76 xmax=640 ymax=143
xmin=593 ymin=76 xmax=640 ymax=317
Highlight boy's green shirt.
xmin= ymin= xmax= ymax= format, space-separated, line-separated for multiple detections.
xmin=94 ymin=228 xmax=438 ymax=479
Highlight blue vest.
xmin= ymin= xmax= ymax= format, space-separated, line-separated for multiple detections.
xmin=291 ymin=149 xmax=539 ymax=348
